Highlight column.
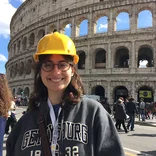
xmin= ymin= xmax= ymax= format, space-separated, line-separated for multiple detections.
xmin=107 ymin=43 xmax=111 ymax=68
xmin=107 ymin=81 xmax=111 ymax=103
xmin=108 ymin=8 xmax=115 ymax=35
xmin=130 ymin=5 xmax=137 ymax=32
xmin=71 ymin=17 xmax=76 ymax=39
xmin=88 ymin=8 xmax=94 ymax=37
xmin=131 ymin=41 xmax=135 ymax=68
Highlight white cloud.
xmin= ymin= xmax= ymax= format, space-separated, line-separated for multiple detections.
xmin=20 ymin=0 xmax=26 ymax=2
xmin=65 ymin=24 xmax=70 ymax=29
xmin=98 ymin=23 xmax=108 ymax=30
xmin=0 ymin=0 xmax=16 ymax=38
xmin=0 ymin=54 xmax=7 ymax=62
xmin=12 ymin=0 xmax=26 ymax=2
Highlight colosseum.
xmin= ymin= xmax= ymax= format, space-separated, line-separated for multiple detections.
xmin=6 ymin=0 xmax=156 ymax=104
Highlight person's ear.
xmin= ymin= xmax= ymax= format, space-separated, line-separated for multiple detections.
xmin=71 ymin=67 xmax=74 ymax=77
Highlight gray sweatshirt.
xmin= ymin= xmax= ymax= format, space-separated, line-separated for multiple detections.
xmin=6 ymin=97 xmax=125 ymax=156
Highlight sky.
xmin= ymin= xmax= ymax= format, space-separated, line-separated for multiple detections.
xmin=0 ymin=1 xmax=152 ymax=74
xmin=0 ymin=0 xmax=25 ymax=74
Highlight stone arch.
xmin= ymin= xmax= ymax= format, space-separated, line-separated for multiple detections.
xmin=114 ymin=46 xmax=129 ymax=68
xmin=22 ymin=36 xmax=27 ymax=51
xmin=137 ymin=45 xmax=154 ymax=68
xmin=10 ymin=66 xmax=14 ymax=78
xmin=29 ymin=33 xmax=35 ymax=47
xmin=93 ymin=10 xmax=109 ymax=34
xmin=113 ymin=86 xmax=129 ymax=103
xmin=48 ymin=24 xmax=57 ymax=33
xmin=38 ymin=29 xmax=45 ymax=41
xmin=60 ymin=19 xmax=72 ymax=34
xmin=14 ymin=43 xmax=16 ymax=55
xmin=75 ymin=15 xmax=88 ymax=37
xmin=116 ymin=12 xmax=130 ymax=31
xmin=14 ymin=63 xmax=18 ymax=77
xmin=17 ymin=87 xmax=23 ymax=96
xmin=26 ymin=59 xmax=33 ymax=75
xmin=94 ymin=48 xmax=106 ymax=69
xmin=19 ymin=61 xmax=24 ymax=76
xmin=24 ymin=87 xmax=30 ymax=97
xmin=114 ymin=6 xmax=132 ymax=17
xmin=137 ymin=4 xmax=153 ymax=14
xmin=92 ymin=85 xmax=105 ymax=100
xmin=77 ymin=50 xmax=86 ymax=69
xmin=137 ymin=10 xmax=152 ymax=28
xmin=17 ymin=40 xmax=21 ymax=53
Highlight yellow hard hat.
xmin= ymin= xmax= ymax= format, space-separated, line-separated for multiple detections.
xmin=34 ymin=32 xmax=79 ymax=64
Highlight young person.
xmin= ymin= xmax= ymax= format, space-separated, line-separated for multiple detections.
xmin=0 ymin=74 xmax=12 ymax=156
xmin=6 ymin=32 xmax=125 ymax=156
xmin=114 ymin=99 xmax=128 ymax=133
xmin=126 ymin=97 xmax=138 ymax=131
xmin=5 ymin=99 xmax=17 ymax=135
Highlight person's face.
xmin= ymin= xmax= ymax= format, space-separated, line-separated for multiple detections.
xmin=40 ymin=55 xmax=74 ymax=95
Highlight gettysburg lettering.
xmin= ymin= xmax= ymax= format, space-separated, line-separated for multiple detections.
xmin=21 ymin=121 xmax=88 ymax=150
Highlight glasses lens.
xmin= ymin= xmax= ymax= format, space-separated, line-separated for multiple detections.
xmin=41 ymin=61 xmax=71 ymax=72
xmin=58 ymin=61 xmax=70 ymax=71
xmin=42 ymin=61 xmax=53 ymax=72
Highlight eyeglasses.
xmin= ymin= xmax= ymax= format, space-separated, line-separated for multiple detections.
xmin=41 ymin=61 xmax=73 ymax=72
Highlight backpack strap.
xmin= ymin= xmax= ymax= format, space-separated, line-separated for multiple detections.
xmin=37 ymin=111 xmax=52 ymax=156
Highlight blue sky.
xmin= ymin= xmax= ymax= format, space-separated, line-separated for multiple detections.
xmin=0 ymin=0 xmax=152 ymax=74
xmin=0 ymin=0 xmax=25 ymax=74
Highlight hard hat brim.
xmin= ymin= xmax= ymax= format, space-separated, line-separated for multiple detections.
xmin=34 ymin=51 xmax=79 ymax=64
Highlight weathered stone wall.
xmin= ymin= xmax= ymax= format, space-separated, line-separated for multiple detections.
xmin=6 ymin=0 xmax=156 ymax=104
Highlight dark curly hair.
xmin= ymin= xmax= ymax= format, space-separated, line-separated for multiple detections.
xmin=0 ymin=74 xmax=12 ymax=117
xmin=28 ymin=55 xmax=85 ymax=110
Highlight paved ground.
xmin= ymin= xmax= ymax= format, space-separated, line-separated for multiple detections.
xmin=3 ymin=106 xmax=27 ymax=156
xmin=132 ymin=116 xmax=156 ymax=127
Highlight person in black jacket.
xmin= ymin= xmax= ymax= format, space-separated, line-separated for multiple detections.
xmin=0 ymin=74 xmax=12 ymax=156
xmin=100 ymin=98 xmax=111 ymax=115
xmin=126 ymin=97 xmax=138 ymax=131
xmin=114 ymin=99 xmax=128 ymax=133
xmin=6 ymin=32 xmax=124 ymax=156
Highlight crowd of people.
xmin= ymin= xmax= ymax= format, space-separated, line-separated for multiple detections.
xmin=108 ymin=96 xmax=156 ymax=133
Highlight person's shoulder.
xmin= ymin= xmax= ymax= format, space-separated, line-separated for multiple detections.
xmin=18 ymin=109 xmax=38 ymax=123
xmin=81 ymin=96 xmax=101 ymax=105
xmin=80 ymin=96 xmax=106 ymax=112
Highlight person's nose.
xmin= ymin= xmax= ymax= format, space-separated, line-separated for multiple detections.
xmin=52 ymin=64 xmax=61 ymax=74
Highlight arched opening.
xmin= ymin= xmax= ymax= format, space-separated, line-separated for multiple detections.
xmin=64 ymin=23 xmax=72 ymax=37
xmin=78 ymin=51 xmax=86 ymax=69
xmin=22 ymin=37 xmax=27 ymax=51
xmin=92 ymin=85 xmax=105 ymax=100
xmin=116 ymin=12 xmax=130 ymax=31
xmin=96 ymin=16 xmax=108 ymax=33
xmin=24 ymin=87 xmax=30 ymax=97
xmin=29 ymin=33 xmax=35 ymax=47
xmin=95 ymin=48 xmax=106 ymax=68
xmin=138 ymin=47 xmax=153 ymax=68
xmin=138 ymin=10 xmax=152 ymax=28
xmin=38 ymin=29 xmax=45 ymax=41
xmin=79 ymin=19 xmax=88 ymax=36
xmin=115 ymin=48 xmax=129 ymax=68
xmin=114 ymin=86 xmax=128 ymax=103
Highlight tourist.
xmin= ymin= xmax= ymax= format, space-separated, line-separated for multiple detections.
xmin=6 ymin=32 xmax=124 ymax=156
